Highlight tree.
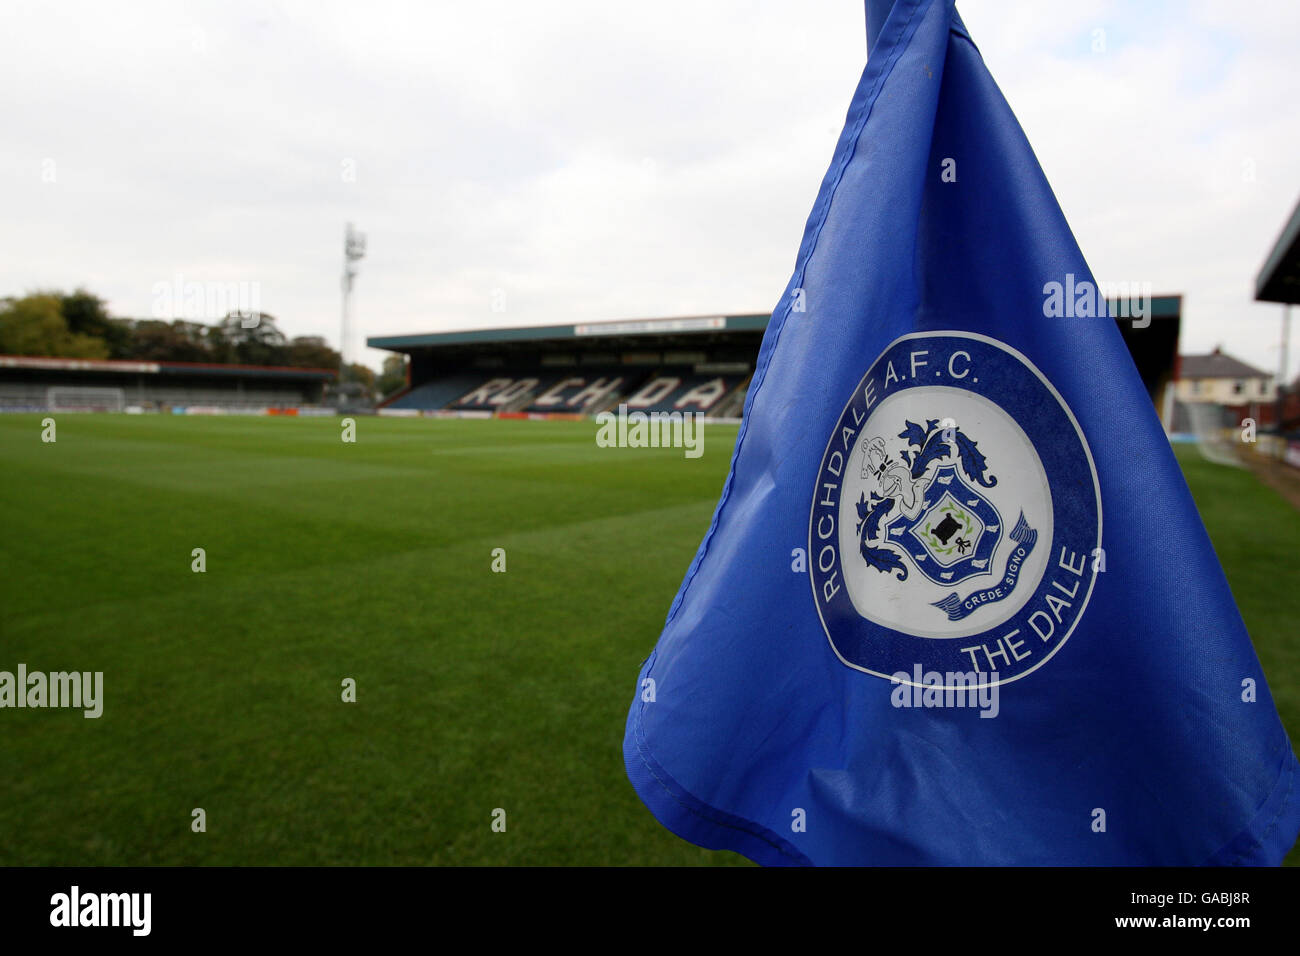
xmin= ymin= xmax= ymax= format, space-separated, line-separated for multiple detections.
xmin=0 ymin=293 xmax=110 ymax=358
xmin=377 ymin=353 xmax=407 ymax=397
xmin=285 ymin=336 xmax=340 ymax=370
xmin=345 ymin=362 xmax=375 ymax=395
xmin=205 ymin=323 xmax=236 ymax=364
xmin=61 ymin=289 xmax=132 ymax=357
xmin=0 ymin=288 xmax=353 ymax=371
xmin=125 ymin=320 xmax=214 ymax=362
xmin=328 ymin=361 xmax=376 ymax=407
xmin=217 ymin=312 xmax=287 ymax=366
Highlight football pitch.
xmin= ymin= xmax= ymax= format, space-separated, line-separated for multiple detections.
xmin=0 ymin=414 xmax=1296 ymax=866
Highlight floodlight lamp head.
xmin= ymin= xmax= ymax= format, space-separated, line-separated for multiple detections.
xmin=346 ymin=233 xmax=367 ymax=261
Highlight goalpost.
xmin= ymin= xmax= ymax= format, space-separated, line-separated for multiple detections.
xmin=46 ymin=386 xmax=126 ymax=412
xmin=1185 ymin=401 xmax=1243 ymax=468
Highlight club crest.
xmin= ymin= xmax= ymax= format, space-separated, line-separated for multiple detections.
xmin=809 ymin=332 xmax=1101 ymax=686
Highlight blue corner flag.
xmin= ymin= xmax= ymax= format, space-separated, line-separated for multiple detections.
xmin=623 ymin=0 xmax=1300 ymax=865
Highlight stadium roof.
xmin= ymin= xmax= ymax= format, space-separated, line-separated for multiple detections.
xmin=368 ymin=299 xmax=1182 ymax=352
xmin=1135 ymin=295 xmax=1182 ymax=319
xmin=0 ymin=354 xmax=336 ymax=380
xmin=1179 ymin=348 xmax=1269 ymax=380
xmin=367 ymin=313 xmax=769 ymax=350
xmin=1256 ymin=192 xmax=1300 ymax=304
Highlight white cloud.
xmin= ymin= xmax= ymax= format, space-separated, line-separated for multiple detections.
xmin=961 ymin=0 xmax=1300 ymax=375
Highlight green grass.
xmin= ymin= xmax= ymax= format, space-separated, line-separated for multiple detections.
xmin=0 ymin=417 xmax=1295 ymax=865
xmin=0 ymin=413 xmax=745 ymax=865
xmin=1172 ymin=444 xmax=1300 ymax=866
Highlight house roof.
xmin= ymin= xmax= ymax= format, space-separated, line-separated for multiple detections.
xmin=1180 ymin=348 xmax=1269 ymax=380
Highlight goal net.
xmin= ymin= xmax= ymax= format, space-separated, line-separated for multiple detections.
xmin=46 ymin=386 xmax=126 ymax=412
xmin=1185 ymin=401 xmax=1243 ymax=468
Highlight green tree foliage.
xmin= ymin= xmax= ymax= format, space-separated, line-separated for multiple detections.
xmin=377 ymin=353 xmax=407 ymax=397
xmin=345 ymin=362 xmax=375 ymax=394
xmin=285 ymin=335 xmax=341 ymax=370
xmin=328 ymin=361 xmax=377 ymax=406
xmin=61 ymin=289 xmax=133 ymax=357
xmin=121 ymin=319 xmax=215 ymax=362
xmin=0 ymin=293 xmax=111 ymax=358
xmin=0 ymin=289 xmax=366 ymax=379
xmin=216 ymin=312 xmax=287 ymax=366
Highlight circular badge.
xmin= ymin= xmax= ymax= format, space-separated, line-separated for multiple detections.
xmin=808 ymin=332 xmax=1101 ymax=687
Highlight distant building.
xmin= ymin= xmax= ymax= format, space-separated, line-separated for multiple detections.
xmin=369 ymin=297 xmax=1186 ymax=430
xmin=0 ymin=354 xmax=335 ymax=412
xmin=1175 ymin=348 xmax=1275 ymax=405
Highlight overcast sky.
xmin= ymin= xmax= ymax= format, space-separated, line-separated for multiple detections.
xmin=2 ymin=0 xmax=1298 ymax=376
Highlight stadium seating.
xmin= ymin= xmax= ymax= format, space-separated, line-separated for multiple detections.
xmin=385 ymin=374 xmax=492 ymax=411
xmin=0 ymin=382 xmax=48 ymax=410
xmin=444 ymin=371 xmax=574 ymax=411
xmin=620 ymin=370 xmax=746 ymax=413
xmin=520 ymin=368 xmax=652 ymax=414
xmin=0 ymin=380 xmax=308 ymax=411
xmin=375 ymin=365 xmax=749 ymax=416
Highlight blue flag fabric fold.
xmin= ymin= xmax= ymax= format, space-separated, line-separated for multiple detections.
xmin=624 ymin=0 xmax=1300 ymax=865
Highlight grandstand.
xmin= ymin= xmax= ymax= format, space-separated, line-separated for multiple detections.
xmin=370 ymin=314 xmax=764 ymax=420
xmin=368 ymin=300 xmax=1182 ymax=425
xmin=1256 ymin=191 xmax=1300 ymax=454
xmin=0 ymin=355 xmax=335 ymax=413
